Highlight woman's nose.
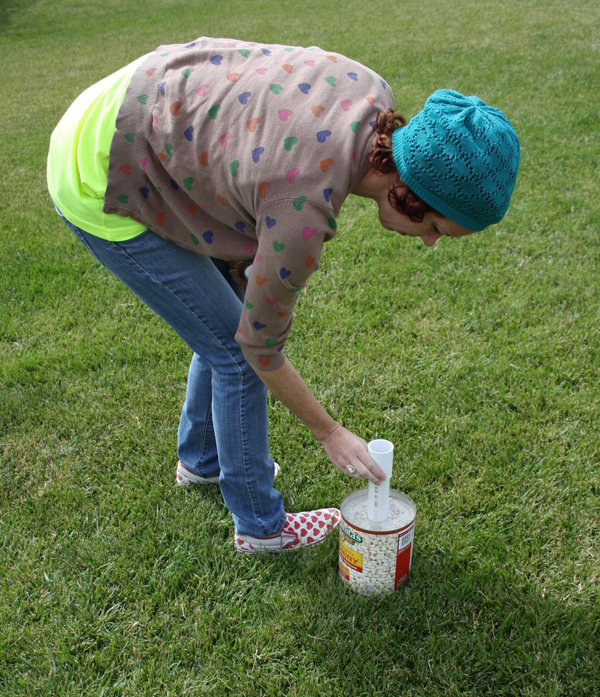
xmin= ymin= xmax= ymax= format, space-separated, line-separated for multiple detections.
xmin=420 ymin=233 xmax=441 ymax=247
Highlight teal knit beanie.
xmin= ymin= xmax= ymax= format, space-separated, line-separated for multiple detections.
xmin=391 ymin=90 xmax=520 ymax=232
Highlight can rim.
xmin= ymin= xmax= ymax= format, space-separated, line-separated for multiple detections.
xmin=341 ymin=517 xmax=414 ymax=536
xmin=340 ymin=489 xmax=416 ymax=534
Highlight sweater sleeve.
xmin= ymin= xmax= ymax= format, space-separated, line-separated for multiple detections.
xmin=235 ymin=199 xmax=337 ymax=371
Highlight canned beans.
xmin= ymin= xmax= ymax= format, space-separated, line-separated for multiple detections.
xmin=339 ymin=490 xmax=416 ymax=596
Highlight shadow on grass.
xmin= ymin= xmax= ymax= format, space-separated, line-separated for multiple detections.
xmin=247 ymin=539 xmax=598 ymax=694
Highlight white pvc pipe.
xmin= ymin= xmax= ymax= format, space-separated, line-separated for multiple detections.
xmin=367 ymin=439 xmax=394 ymax=522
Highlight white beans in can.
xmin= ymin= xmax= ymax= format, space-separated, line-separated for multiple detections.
xmin=339 ymin=489 xmax=416 ymax=596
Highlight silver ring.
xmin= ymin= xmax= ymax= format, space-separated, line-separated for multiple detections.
xmin=346 ymin=465 xmax=356 ymax=475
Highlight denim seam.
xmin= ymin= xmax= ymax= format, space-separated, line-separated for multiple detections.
xmin=199 ymin=408 xmax=214 ymax=466
xmin=239 ymin=367 xmax=271 ymax=537
xmin=66 ymin=221 xmax=108 ymax=266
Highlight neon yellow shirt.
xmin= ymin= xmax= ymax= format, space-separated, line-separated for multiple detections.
xmin=47 ymin=54 xmax=151 ymax=241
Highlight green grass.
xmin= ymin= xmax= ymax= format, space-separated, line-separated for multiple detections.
xmin=1 ymin=0 xmax=599 ymax=694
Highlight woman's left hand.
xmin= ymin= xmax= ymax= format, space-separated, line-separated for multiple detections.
xmin=228 ymin=260 xmax=252 ymax=292
xmin=254 ymin=358 xmax=386 ymax=486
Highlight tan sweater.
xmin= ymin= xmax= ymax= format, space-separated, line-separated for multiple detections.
xmin=104 ymin=36 xmax=393 ymax=370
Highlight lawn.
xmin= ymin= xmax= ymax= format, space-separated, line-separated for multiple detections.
xmin=1 ymin=0 xmax=599 ymax=695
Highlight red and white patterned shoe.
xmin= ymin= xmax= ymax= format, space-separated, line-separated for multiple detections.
xmin=176 ymin=460 xmax=281 ymax=486
xmin=234 ymin=508 xmax=341 ymax=554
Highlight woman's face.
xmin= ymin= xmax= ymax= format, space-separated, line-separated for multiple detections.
xmin=378 ymin=200 xmax=475 ymax=247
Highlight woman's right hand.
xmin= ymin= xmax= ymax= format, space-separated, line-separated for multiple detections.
xmin=320 ymin=424 xmax=386 ymax=485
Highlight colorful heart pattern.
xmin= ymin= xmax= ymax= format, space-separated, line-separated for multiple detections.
xmin=283 ymin=136 xmax=298 ymax=151
xmin=111 ymin=38 xmax=388 ymax=371
xmin=286 ymin=168 xmax=300 ymax=184
xmin=302 ymin=226 xmax=318 ymax=241
xmin=247 ymin=117 xmax=261 ymax=132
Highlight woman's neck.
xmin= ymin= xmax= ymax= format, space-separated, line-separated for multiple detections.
xmin=351 ymin=168 xmax=396 ymax=203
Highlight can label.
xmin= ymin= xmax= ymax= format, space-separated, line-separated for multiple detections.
xmin=340 ymin=540 xmax=364 ymax=572
xmin=340 ymin=523 xmax=363 ymax=545
xmin=395 ymin=528 xmax=414 ymax=586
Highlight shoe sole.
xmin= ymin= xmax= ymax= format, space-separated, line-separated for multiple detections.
xmin=234 ymin=537 xmax=302 ymax=554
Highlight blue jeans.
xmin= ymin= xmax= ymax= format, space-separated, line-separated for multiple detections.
xmin=56 ymin=208 xmax=286 ymax=537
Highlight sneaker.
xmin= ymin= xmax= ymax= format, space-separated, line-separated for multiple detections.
xmin=176 ymin=460 xmax=281 ymax=486
xmin=234 ymin=508 xmax=341 ymax=554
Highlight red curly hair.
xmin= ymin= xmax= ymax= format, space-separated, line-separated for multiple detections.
xmin=368 ymin=108 xmax=440 ymax=222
